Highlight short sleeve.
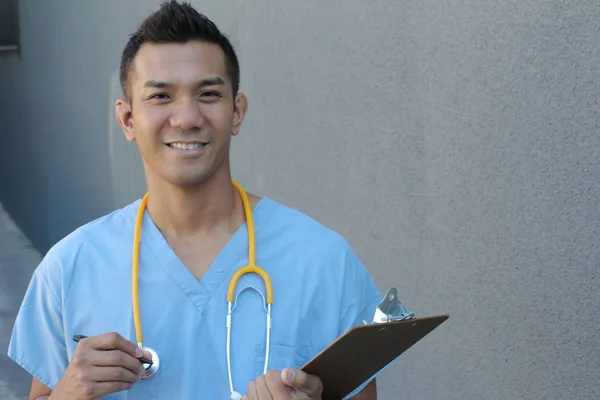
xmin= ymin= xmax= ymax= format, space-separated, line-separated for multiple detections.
xmin=338 ymin=244 xmax=383 ymax=399
xmin=7 ymin=260 xmax=68 ymax=390
xmin=338 ymin=245 xmax=382 ymax=335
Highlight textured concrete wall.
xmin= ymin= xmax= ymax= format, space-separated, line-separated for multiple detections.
xmin=1 ymin=1 xmax=599 ymax=398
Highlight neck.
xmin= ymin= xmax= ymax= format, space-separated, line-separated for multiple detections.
xmin=144 ymin=172 xmax=242 ymax=238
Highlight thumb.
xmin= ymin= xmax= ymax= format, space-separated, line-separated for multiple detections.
xmin=281 ymin=368 xmax=323 ymax=397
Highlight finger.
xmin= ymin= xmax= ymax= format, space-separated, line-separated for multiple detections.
xmin=85 ymin=380 xmax=136 ymax=398
xmin=89 ymin=365 xmax=141 ymax=384
xmin=247 ymin=380 xmax=258 ymax=399
xmin=281 ymin=369 xmax=323 ymax=397
xmin=255 ymin=375 xmax=273 ymax=399
xmin=141 ymin=349 xmax=153 ymax=361
xmin=92 ymin=348 xmax=145 ymax=376
xmin=264 ymin=370 xmax=291 ymax=398
xmin=91 ymin=332 xmax=144 ymax=359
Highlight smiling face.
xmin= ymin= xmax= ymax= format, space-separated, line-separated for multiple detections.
xmin=116 ymin=40 xmax=247 ymax=188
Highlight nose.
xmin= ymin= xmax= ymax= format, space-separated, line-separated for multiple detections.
xmin=169 ymin=97 xmax=204 ymax=132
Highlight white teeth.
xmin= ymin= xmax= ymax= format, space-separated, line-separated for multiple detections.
xmin=170 ymin=142 xmax=201 ymax=150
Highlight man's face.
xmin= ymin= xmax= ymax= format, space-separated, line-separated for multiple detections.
xmin=116 ymin=41 xmax=246 ymax=187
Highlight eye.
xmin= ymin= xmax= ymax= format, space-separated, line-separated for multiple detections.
xmin=200 ymin=91 xmax=222 ymax=100
xmin=148 ymin=93 xmax=170 ymax=100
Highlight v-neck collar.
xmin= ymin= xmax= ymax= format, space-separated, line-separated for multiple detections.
xmin=131 ymin=197 xmax=277 ymax=314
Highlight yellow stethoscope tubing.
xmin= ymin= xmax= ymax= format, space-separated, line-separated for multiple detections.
xmin=131 ymin=180 xmax=273 ymax=388
xmin=132 ymin=192 xmax=148 ymax=348
xmin=227 ymin=180 xmax=274 ymax=304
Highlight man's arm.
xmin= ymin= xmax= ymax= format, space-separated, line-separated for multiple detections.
xmin=29 ymin=377 xmax=51 ymax=400
xmin=336 ymin=244 xmax=381 ymax=400
xmin=26 ymin=332 xmax=147 ymax=400
xmin=9 ymin=260 xmax=69 ymax=395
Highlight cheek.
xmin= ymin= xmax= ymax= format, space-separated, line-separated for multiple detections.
xmin=204 ymin=106 xmax=234 ymax=133
xmin=134 ymin=111 xmax=166 ymax=144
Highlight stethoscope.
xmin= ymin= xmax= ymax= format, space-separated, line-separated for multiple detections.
xmin=131 ymin=180 xmax=273 ymax=400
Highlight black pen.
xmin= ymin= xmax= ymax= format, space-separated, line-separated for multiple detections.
xmin=72 ymin=335 xmax=153 ymax=366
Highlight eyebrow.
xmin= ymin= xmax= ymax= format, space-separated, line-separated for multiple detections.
xmin=143 ymin=77 xmax=226 ymax=89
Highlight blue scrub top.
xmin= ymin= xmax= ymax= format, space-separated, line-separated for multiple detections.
xmin=8 ymin=197 xmax=382 ymax=398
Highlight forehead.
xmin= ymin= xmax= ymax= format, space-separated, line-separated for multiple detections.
xmin=131 ymin=41 xmax=229 ymax=87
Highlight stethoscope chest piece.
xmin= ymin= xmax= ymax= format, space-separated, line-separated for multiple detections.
xmin=141 ymin=346 xmax=160 ymax=379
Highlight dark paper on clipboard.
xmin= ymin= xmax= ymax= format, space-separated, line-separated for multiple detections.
xmin=300 ymin=289 xmax=449 ymax=400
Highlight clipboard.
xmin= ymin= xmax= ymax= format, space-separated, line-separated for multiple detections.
xmin=300 ymin=288 xmax=449 ymax=399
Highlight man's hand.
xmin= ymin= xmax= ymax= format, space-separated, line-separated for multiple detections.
xmin=242 ymin=368 xmax=323 ymax=400
xmin=49 ymin=332 xmax=151 ymax=400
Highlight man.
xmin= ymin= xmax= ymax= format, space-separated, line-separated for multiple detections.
xmin=8 ymin=1 xmax=381 ymax=399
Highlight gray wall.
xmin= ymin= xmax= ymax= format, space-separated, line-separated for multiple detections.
xmin=1 ymin=1 xmax=599 ymax=398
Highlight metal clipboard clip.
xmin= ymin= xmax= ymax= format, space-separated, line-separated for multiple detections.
xmin=364 ymin=288 xmax=415 ymax=325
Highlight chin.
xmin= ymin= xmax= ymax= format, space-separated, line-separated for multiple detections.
xmin=170 ymin=177 xmax=208 ymax=188
xmin=160 ymin=161 xmax=226 ymax=188
xmin=167 ymin=172 xmax=215 ymax=188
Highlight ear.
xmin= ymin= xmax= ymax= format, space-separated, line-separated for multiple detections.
xmin=115 ymin=98 xmax=136 ymax=142
xmin=232 ymin=92 xmax=248 ymax=137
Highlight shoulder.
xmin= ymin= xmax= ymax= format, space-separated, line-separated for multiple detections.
xmin=259 ymin=197 xmax=365 ymax=276
xmin=261 ymin=197 xmax=351 ymax=252
xmin=38 ymin=200 xmax=140 ymax=278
